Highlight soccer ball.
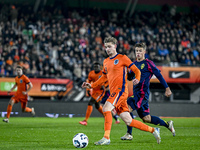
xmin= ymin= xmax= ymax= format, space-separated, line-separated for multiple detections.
xmin=73 ymin=133 xmax=89 ymax=148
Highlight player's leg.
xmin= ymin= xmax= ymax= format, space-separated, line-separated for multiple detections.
xmin=121 ymin=96 xmax=137 ymax=140
xmin=94 ymin=101 xmax=114 ymax=145
xmin=3 ymin=98 xmax=16 ymax=123
xmin=121 ymin=112 xmax=134 ymax=140
xmin=21 ymin=101 xmax=35 ymax=116
xmin=120 ymin=111 xmax=161 ymax=144
xmin=139 ymin=101 xmax=175 ymax=136
xmin=111 ymin=109 xmax=120 ymax=124
xmin=101 ymin=90 xmax=120 ymax=123
xmin=100 ymin=90 xmax=109 ymax=113
xmin=94 ymin=101 xmax=103 ymax=114
xmin=118 ymin=96 xmax=161 ymax=144
xmin=140 ymin=104 xmax=175 ymax=137
xmin=95 ymin=90 xmax=107 ymax=114
xmin=142 ymin=115 xmax=175 ymax=136
xmin=79 ymin=97 xmax=95 ymax=125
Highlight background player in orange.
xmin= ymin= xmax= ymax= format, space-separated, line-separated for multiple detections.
xmin=82 ymin=37 xmax=161 ymax=145
xmin=3 ymin=65 xmax=35 ymax=123
xmin=79 ymin=62 xmax=105 ymax=125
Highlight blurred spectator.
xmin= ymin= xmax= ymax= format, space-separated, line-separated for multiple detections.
xmin=158 ymin=45 xmax=169 ymax=57
xmin=73 ymin=63 xmax=82 ymax=86
xmin=0 ymin=3 xmax=199 ymax=84
xmin=6 ymin=56 xmax=13 ymax=66
xmin=10 ymin=5 xmax=18 ymax=28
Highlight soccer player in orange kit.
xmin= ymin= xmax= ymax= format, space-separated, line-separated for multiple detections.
xmin=82 ymin=37 xmax=161 ymax=145
xmin=80 ymin=62 xmax=120 ymax=126
xmin=3 ymin=65 xmax=35 ymax=123
xmin=79 ymin=62 xmax=105 ymax=125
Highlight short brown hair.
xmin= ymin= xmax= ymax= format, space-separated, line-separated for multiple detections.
xmin=135 ymin=43 xmax=147 ymax=50
xmin=104 ymin=37 xmax=118 ymax=45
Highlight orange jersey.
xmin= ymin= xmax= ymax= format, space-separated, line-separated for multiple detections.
xmin=88 ymin=70 xmax=104 ymax=91
xmin=15 ymin=74 xmax=30 ymax=99
xmin=92 ymin=54 xmax=141 ymax=94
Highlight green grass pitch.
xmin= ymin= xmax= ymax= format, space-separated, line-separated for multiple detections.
xmin=1 ymin=117 xmax=200 ymax=150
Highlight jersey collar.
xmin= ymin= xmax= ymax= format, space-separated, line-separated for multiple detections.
xmin=110 ymin=53 xmax=118 ymax=59
xmin=18 ymin=74 xmax=23 ymax=78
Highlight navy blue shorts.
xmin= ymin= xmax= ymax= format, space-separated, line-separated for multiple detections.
xmin=100 ymin=90 xmax=110 ymax=104
xmin=127 ymin=95 xmax=150 ymax=118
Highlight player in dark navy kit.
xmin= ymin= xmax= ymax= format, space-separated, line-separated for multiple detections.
xmin=121 ymin=43 xmax=175 ymax=140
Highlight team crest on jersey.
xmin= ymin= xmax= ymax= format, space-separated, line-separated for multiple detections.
xmin=20 ymin=79 xmax=23 ymax=83
xmin=114 ymin=59 xmax=119 ymax=65
xmin=141 ymin=63 xmax=145 ymax=69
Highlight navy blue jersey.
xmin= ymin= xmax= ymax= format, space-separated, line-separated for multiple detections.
xmin=128 ymin=59 xmax=168 ymax=102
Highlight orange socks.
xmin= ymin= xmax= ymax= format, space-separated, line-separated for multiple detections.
xmin=6 ymin=105 xmax=12 ymax=119
xmin=130 ymin=119 xmax=155 ymax=133
xmin=85 ymin=105 xmax=93 ymax=122
xmin=98 ymin=105 xmax=103 ymax=114
xmin=103 ymin=111 xmax=112 ymax=139
xmin=25 ymin=107 xmax=32 ymax=112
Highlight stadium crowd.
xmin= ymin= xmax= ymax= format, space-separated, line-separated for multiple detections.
xmin=0 ymin=3 xmax=199 ymax=85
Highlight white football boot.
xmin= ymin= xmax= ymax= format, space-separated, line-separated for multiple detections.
xmin=168 ymin=120 xmax=176 ymax=136
xmin=31 ymin=107 xmax=35 ymax=116
xmin=3 ymin=118 xmax=9 ymax=123
xmin=153 ymin=128 xmax=161 ymax=144
xmin=121 ymin=133 xmax=133 ymax=140
xmin=94 ymin=137 xmax=111 ymax=145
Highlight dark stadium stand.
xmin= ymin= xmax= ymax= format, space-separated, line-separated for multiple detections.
xmin=0 ymin=1 xmax=199 ymax=103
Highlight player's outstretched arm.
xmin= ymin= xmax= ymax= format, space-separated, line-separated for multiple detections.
xmin=129 ymin=65 xmax=141 ymax=85
xmin=82 ymin=82 xmax=92 ymax=89
xmin=165 ymin=87 xmax=172 ymax=97
xmin=7 ymin=83 xmax=17 ymax=95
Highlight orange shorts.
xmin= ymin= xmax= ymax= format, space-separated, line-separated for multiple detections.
xmin=91 ymin=89 xmax=105 ymax=103
xmin=107 ymin=90 xmax=129 ymax=115
xmin=11 ymin=96 xmax=28 ymax=109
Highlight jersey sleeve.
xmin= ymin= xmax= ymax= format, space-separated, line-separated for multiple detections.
xmin=24 ymin=75 xmax=31 ymax=84
xmin=91 ymin=73 xmax=107 ymax=88
xmin=87 ymin=72 xmax=93 ymax=83
xmin=123 ymin=55 xmax=141 ymax=81
xmin=148 ymin=61 xmax=168 ymax=88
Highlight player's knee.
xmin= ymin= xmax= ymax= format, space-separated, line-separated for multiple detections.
xmin=8 ymin=100 xmax=14 ymax=106
xmin=123 ymin=117 xmax=132 ymax=125
xmin=128 ymin=105 xmax=133 ymax=112
xmin=125 ymin=120 xmax=132 ymax=126
xmin=142 ymin=117 xmax=151 ymax=123
xmin=120 ymin=112 xmax=132 ymax=125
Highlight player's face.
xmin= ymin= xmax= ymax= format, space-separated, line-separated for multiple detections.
xmin=16 ymin=68 xmax=23 ymax=76
xmin=135 ymin=47 xmax=145 ymax=61
xmin=93 ymin=64 xmax=101 ymax=73
xmin=104 ymin=42 xmax=117 ymax=57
